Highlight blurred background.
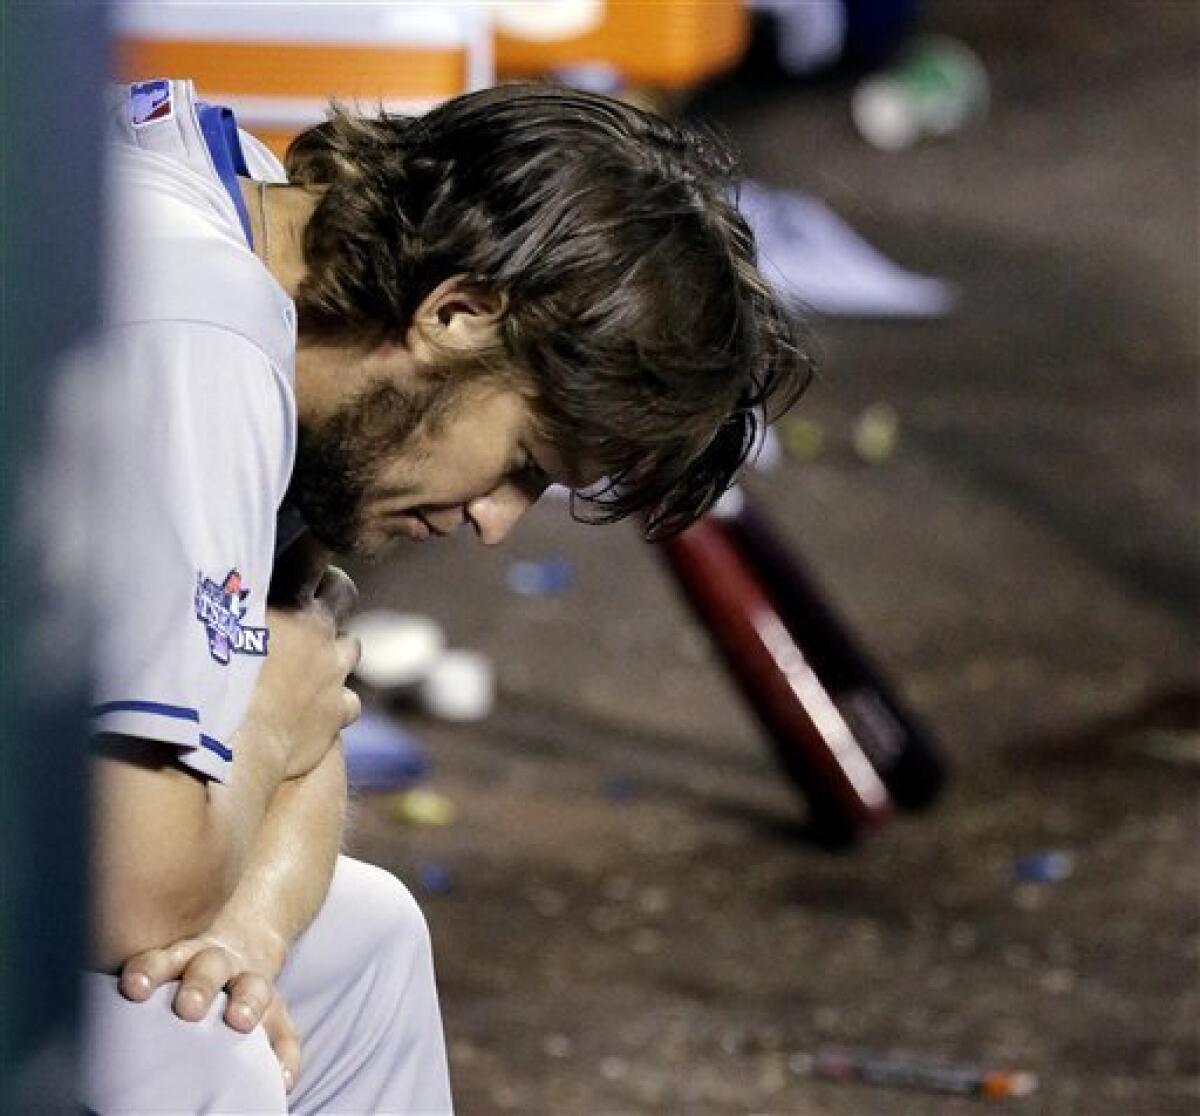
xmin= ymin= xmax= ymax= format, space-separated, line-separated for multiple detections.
xmin=6 ymin=1 xmax=1195 ymax=1112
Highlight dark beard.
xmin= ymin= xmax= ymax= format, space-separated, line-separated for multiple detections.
xmin=287 ymin=380 xmax=430 ymax=554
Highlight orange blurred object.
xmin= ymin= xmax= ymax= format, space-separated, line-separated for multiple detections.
xmin=115 ymin=3 xmax=749 ymax=159
xmin=114 ymin=5 xmax=491 ymax=158
xmin=495 ymin=0 xmax=749 ymax=89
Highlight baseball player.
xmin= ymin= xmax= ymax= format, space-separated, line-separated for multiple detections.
xmin=80 ymin=78 xmax=809 ymax=1112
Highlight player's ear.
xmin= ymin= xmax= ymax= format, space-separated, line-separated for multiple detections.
xmin=406 ymin=275 xmax=506 ymax=360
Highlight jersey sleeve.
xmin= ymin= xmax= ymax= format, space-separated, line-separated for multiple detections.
xmin=86 ymin=321 xmax=294 ymax=782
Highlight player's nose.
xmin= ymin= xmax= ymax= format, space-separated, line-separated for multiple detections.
xmin=465 ymin=486 xmax=538 ymax=546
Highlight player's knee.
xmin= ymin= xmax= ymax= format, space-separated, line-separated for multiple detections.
xmin=343 ymin=858 xmax=433 ymax=962
xmin=164 ymin=989 xmax=286 ymax=1106
xmin=201 ymin=1001 xmax=288 ymax=1108
xmin=81 ymin=979 xmax=286 ymax=1114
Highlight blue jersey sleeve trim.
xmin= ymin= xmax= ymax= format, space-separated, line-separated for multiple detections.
xmin=91 ymin=702 xmax=234 ymax=767
xmin=195 ymin=101 xmax=254 ymax=248
xmin=91 ymin=699 xmax=200 ymax=723
xmin=199 ymin=734 xmax=234 ymax=762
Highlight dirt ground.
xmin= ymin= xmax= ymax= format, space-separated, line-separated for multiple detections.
xmin=345 ymin=3 xmax=1198 ymax=1112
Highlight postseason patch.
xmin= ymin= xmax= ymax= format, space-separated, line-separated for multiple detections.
xmin=195 ymin=569 xmax=269 ymax=664
xmin=129 ymin=79 xmax=173 ymax=127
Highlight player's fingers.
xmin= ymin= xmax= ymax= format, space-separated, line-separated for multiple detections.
xmin=261 ymin=996 xmax=302 ymax=1093
xmin=223 ymin=971 xmax=274 ymax=1033
xmin=119 ymin=939 xmax=205 ymax=1000
xmin=337 ymin=634 xmax=362 ymax=676
xmin=171 ymin=946 xmax=236 ymax=1022
xmin=303 ymin=594 xmax=339 ymax=639
xmin=316 ymin=565 xmax=358 ymax=629
xmin=341 ymin=686 xmax=362 ymax=728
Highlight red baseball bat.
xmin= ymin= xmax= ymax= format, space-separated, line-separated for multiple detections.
xmin=711 ymin=489 xmax=947 ymax=812
xmin=659 ymin=513 xmax=893 ymax=842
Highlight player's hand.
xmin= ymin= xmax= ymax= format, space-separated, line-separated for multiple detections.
xmin=269 ymin=527 xmax=332 ymax=608
xmin=119 ymin=931 xmax=302 ymax=1093
xmin=249 ymin=572 xmax=361 ymax=779
xmin=313 ymin=564 xmax=359 ymax=630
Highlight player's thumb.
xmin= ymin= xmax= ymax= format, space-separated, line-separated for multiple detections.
xmin=316 ymin=566 xmax=359 ymax=630
xmin=262 ymin=997 xmax=302 ymax=1094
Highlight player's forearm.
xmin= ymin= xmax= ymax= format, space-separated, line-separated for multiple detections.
xmin=205 ymin=715 xmax=292 ymax=892
xmin=206 ymin=592 xmax=357 ymax=884
xmin=90 ymin=737 xmax=269 ymax=971
xmin=207 ymin=741 xmax=348 ymax=975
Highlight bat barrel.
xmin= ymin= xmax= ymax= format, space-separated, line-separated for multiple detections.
xmin=661 ymin=517 xmax=893 ymax=842
xmin=714 ymin=492 xmax=947 ymax=811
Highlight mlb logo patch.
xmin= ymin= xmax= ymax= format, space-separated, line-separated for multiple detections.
xmin=129 ymin=79 xmax=173 ymax=127
xmin=194 ymin=568 xmax=269 ymax=664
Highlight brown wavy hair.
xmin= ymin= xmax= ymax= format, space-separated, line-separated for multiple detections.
xmin=286 ymin=83 xmax=813 ymax=540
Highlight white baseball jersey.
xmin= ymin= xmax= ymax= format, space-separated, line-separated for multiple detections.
xmin=89 ymin=79 xmax=297 ymax=782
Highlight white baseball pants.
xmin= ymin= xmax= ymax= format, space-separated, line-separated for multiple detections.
xmin=80 ymin=856 xmax=454 ymax=1114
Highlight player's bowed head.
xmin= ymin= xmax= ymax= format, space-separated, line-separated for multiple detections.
xmin=284 ymin=83 xmax=815 ymax=541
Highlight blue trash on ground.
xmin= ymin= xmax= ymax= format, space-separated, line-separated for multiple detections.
xmin=505 ymin=557 xmax=575 ymax=596
xmin=417 ymin=861 xmax=455 ymax=895
xmin=342 ymin=707 xmax=429 ymax=793
xmin=1014 ymin=850 xmax=1075 ymax=884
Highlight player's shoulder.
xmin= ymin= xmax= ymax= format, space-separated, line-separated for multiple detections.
xmin=105 ymin=177 xmax=296 ymax=373
xmin=104 ymin=80 xmax=295 ymax=373
xmin=106 ymin=229 xmax=295 ymax=374
xmin=107 ymin=80 xmax=231 ymax=224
